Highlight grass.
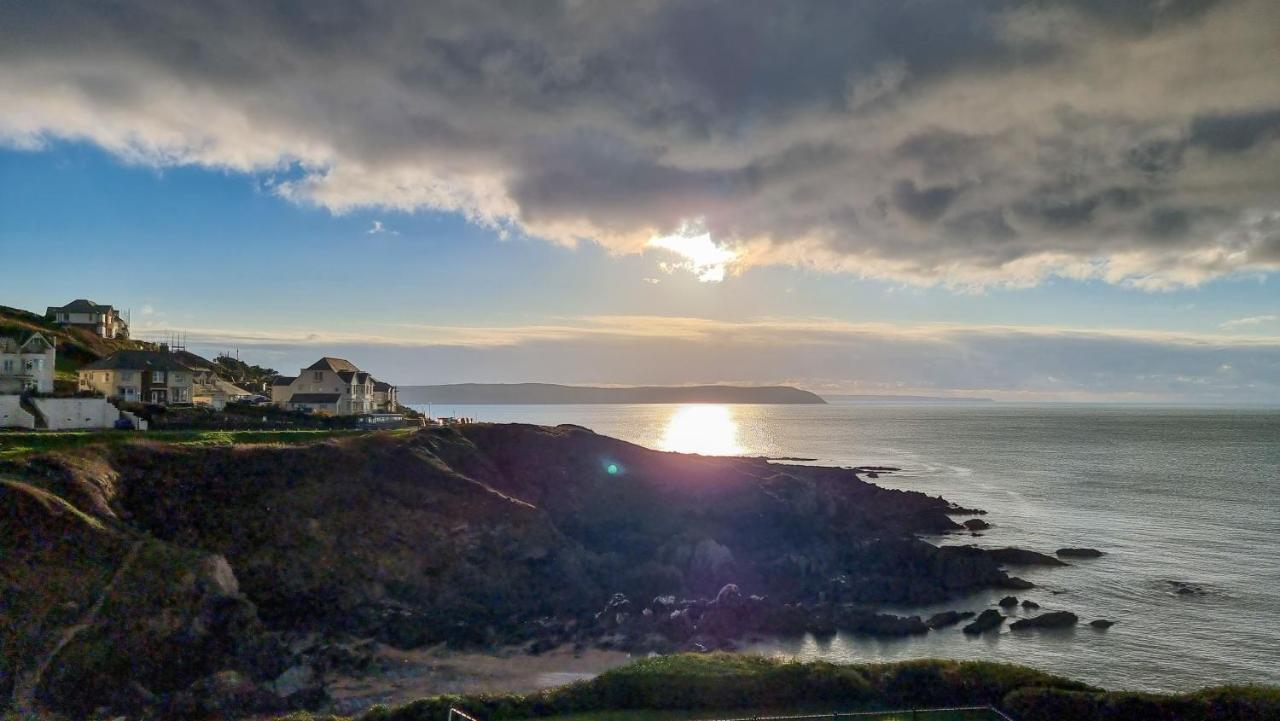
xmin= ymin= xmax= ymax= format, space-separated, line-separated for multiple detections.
xmin=538 ymin=709 xmax=1002 ymax=721
xmin=0 ymin=427 xmax=408 ymax=459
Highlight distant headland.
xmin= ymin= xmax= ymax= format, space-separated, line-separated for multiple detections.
xmin=397 ymin=383 xmax=826 ymax=405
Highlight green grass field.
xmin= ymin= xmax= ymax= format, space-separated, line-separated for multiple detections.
xmin=0 ymin=427 xmax=404 ymax=459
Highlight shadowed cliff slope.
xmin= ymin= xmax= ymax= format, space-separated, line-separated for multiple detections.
xmin=2 ymin=424 xmax=1031 ymax=717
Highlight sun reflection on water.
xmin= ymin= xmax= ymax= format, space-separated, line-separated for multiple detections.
xmin=658 ymin=404 xmax=743 ymax=456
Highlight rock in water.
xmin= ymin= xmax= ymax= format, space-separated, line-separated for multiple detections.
xmin=963 ymin=609 xmax=1005 ymax=634
xmin=989 ymin=547 xmax=1068 ymax=566
xmin=1056 ymin=548 xmax=1104 ymax=558
xmin=1009 ymin=611 xmax=1078 ymax=630
xmin=1090 ymin=619 xmax=1115 ymax=629
xmin=925 ymin=610 xmax=975 ymax=629
xmin=1021 ymin=599 xmax=1040 ymax=610
xmin=998 ymin=595 xmax=1019 ymax=608
xmin=963 ymin=519 xmax=991 ymax=530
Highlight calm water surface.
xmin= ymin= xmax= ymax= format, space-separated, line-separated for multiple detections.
xmin=411 ymin=403 xmax=1280 ymax=692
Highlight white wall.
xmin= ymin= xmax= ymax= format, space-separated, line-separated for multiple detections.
xmin=31 ymin=397 xmax=122 ymax=430
xmin=0 ymin=395 xmax=35 ymax=429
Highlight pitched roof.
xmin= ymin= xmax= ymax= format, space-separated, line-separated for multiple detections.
xmin=0 ymin=333 xmax=49 ymax=354
xmin=271 ymin=376 xmax=297 ymax=386
xmin=305 ymin=357 xmax=360 ymax=372
xmin=288 ymin=393 xmax=341 ymax=404
xmin=47 ymin=299 xmax=113 ymax=314
xmin=80 ymin=350 xmax=194 ymax=373
xmin=337 ymin=370 xmax=372 ymax=384
xmin=171 ymin=350 xmax=216 ymax=371
xmin=373 ymin=380 xmax=394 ymax=391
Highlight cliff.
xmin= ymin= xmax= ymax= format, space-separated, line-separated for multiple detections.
xmin=1 ymin=424 xmax=1033 ymax=718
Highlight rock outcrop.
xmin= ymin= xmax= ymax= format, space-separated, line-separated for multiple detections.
xmin=1 ymin=424 xmax=1072 ymax=718
xmin=1056 ymin=547 xmax=1104 ymax=558
xmin=963 ymin=609 xmax=1005 ymax=634
xmin=1009 ymin=611 xmax=1079 ymax=630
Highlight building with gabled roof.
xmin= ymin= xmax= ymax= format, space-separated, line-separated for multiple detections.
xmin=46 ymin=299 xmax=129 ymax=339
xmin=78 ymin=349 xmax=195 ymax=405
xmin=272 ymin=357 xmax=396 ymax=415
xmin=0 ymin=333 xmax=56 ymax=393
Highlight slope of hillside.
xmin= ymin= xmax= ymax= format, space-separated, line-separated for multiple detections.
xmin=0 ymin=305 xmax=150 ymax=384
xmin=1 ymin=424 xmax=1046 ymax=718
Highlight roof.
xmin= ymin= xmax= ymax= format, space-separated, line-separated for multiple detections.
xmin=271 ymin=376 xmax=297 ymax=386
xmin=47 ymin=299 xmax=114 ymax=314
xmin=373 ymin=380 xmax=394 ymax=391
xmin=172 ymin=350 xmax=216 ymax=371
xmin=80 ymin=350 xmax=194 ymax=373
xmin=288 ymin=393 xmax=341 ymax=404
xmin=306 ymin=357 xmax=359 ymax=372
xmin=337 ymin=370 xmax=372 ymax=384
xmin=216 ymin=379 xmax=254 ymax=396
xmin=0 ymin=333 xmax=51 ymax=354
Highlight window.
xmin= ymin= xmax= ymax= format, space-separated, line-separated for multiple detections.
xmin=152 ymin=370 xmax=166 ymax=383
xmin=121 ymin=371 xmax=133 ymax=381
xmin=314 ymin=371 xmax=324 ymax=381
xmin=2 ymin=360 xmax=12 ymax=373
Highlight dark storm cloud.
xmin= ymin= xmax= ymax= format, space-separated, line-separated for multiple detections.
xmin=1 ymin=0 xmax=1278 ymax=287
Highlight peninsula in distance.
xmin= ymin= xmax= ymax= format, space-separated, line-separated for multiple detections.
xmin=397 ymin=383 xmax=827 ymax=405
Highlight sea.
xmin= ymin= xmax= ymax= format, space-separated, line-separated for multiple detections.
xmin=409 ymin=402 xmax=1280 ymax=693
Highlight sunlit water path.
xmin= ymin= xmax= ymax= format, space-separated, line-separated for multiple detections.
xmin=410 ymin=402 xmax=1280 ymax=692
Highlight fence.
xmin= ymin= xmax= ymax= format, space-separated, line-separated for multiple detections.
xmin=447 ymin=705 xmax=1017 ymax=721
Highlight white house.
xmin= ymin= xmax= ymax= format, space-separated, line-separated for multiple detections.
xmin=272 ymin=357 xmax=397 ymax=415
xmin=45 ymin=299 xmax=129 ymax=339
xmin=0 ymin=333 xmax=56 ymax=393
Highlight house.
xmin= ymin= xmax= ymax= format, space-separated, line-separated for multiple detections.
xmin=272 ymin=357 xmax=397 ymax=415
xmin=195 ymin=378 xmax=256 ymax=410
xmin=0 ymin=333 xmax=55 ymax=393
xmin=270 ymin=376 xmax=297 ymax=405
xmin=46 ymin=299 xmax=129 ymax=339
xmin=373 ymin=380 xmax=398 ymax=411
xmin=78 ymin=350 xmax=195 ymax=405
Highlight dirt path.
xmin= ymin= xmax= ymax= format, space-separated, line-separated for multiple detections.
xmin=11 ymin=540 xmax=143 ymax=712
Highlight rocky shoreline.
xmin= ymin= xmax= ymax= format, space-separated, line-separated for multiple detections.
xmin=1 ymin=423 xmax=1103 ymax=719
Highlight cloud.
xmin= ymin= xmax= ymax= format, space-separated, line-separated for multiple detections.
xmin=1221 ymin=314 xmax=1278 ymax=329
xmin=3 ymin=0 xmax=1279 ymax=288
xmin=365 ymin=220 xmax=398 ymax=235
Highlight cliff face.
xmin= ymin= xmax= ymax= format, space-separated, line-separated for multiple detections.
xmin=1 ymin=424 xmax=1023 ymax=717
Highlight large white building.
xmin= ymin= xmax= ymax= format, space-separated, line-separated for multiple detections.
xmin=271 ymin=357 xmax=397 ymax=416
xmin=0 ymin=333 xmax=56 ymax=394
xmin=45 ymin=299 xmax=129 ymax=339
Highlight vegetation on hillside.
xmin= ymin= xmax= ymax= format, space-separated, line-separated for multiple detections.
xmin=0 ymin=305 xmax=151 ymax=386
xmin=267 ymin=654 xmax=1280 ymax=721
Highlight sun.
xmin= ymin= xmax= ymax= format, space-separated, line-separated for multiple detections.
xmin=658 ymin=404 xmax=743 ymax=456
xmin=646 ymin=229 xmax=739 ymax=282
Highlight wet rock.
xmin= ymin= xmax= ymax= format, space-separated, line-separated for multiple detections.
xmin=1167 ymin=581 xmax=1206 ymax=596
xmin=1009 ymin=611 xmax=1078 ymax=630
xmin=989 ymin=548 xmax=1068 ymax=566
xmin=1021 ymin=600 xmax=1040 ymax=610
xmin=998 ymin=596 xmax=1019 ymax=608
xmin=963 ymin=519 xmax=991 ymax=531
xmin=1090 ymin=619 xmax=1115 ymax=629
xmin=1001 ymin=576 xmax=1035 ymax=590
xmin=925 ymin=610 xmax=975 ymax=630
xmin=1056 ymin=548 xmax=1103 ymax=558
xmin=963 ymin=609 xmax=1004 ymax=634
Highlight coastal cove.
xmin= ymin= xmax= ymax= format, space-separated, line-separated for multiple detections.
xmin=410 ymin=402 xmax=1280 ymax=693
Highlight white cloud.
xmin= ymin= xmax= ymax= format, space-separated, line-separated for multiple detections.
xmin=1221 ymin=314 xmax=1278 ymax=329
xmin=365 ymin=220 xmax=399 ymax=236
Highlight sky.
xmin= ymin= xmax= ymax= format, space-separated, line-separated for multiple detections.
xmin=1 ymin=0 xmax=1279 ymax=402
